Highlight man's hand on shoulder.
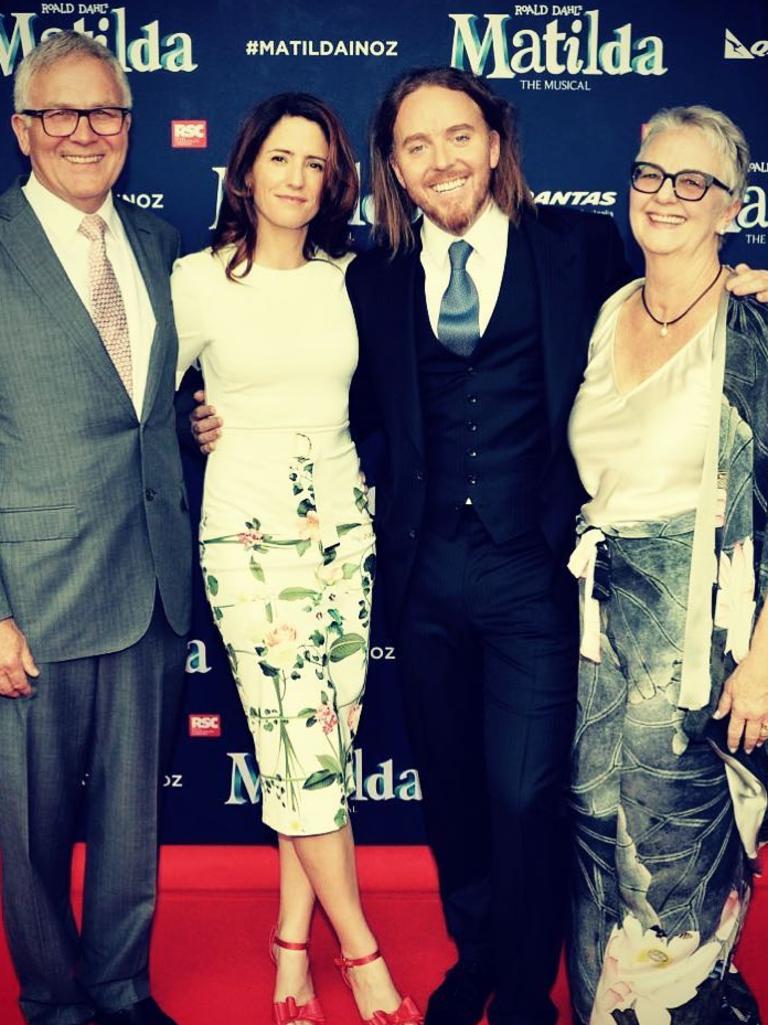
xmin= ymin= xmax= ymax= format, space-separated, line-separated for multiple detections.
xmin=0 ymin=618 xmax=39 ymax=699
xmin=726 ymin=263 xmax=768 ymax=303
xmin=190 ymin=389 xmax=222 ymax=454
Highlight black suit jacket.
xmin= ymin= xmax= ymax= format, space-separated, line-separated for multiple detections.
xmin=346 ymin=204 xmax=632 ymax=626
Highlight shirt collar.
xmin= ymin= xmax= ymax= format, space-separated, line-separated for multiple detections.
xmin=23 ymin=171 xmax=118 ymax=239
xmin=420 ymin=199 xmax=509 ymax=267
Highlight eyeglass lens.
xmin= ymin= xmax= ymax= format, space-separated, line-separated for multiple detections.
xmin=42 ymin=108 xmax=125 ymax=137
xmin=632 ymin=164 xmax=709 ymax=200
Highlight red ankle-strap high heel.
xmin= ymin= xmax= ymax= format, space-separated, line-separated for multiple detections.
xmin=270 ymin=932 xmax=326 ymax=1025
xmin=334 ymin=949 xmax=423 ymax=1025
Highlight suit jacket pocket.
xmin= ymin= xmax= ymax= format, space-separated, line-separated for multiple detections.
xmin=0 ymin=505 xmax=79 ymax=542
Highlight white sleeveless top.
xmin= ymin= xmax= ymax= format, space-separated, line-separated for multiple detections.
xmin=568 ymin=307 xmax=715 ymax=527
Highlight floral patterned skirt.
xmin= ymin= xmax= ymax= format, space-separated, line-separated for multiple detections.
xmin=199 ymin=426 xmax=375 ymax=836
xmin=568 ymin=522 xmax=759 ymax=1025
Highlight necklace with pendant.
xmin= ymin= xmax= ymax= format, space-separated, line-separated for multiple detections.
xmin=641 ymin=265 xmax=723 ymax=337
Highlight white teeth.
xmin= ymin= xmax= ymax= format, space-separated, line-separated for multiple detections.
xmin=63 ymin=155 xmax=103 ymax=164
xmin=649 ymin=213 xmax=684 ymax=224
xmin=432 ymin=177 xmax=467 ymax=194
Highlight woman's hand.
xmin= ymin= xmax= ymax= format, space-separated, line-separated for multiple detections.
xmin=725 ymin=263 xmax=768 ymax=303
xmin=715 ymin=653 xmax=768 ymax=754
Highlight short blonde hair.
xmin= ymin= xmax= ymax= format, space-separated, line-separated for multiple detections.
xmin=639 ymin=105 xmax=749 ymax=201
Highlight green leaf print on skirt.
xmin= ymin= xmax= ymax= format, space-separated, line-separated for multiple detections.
xmin=199 ymin=501 xmax=374 ymax=835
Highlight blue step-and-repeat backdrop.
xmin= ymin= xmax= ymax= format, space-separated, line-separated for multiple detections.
xmin=1 ymin=0 xmax=767 ymax=844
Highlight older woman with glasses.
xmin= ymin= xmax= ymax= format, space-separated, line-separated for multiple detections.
xmin=567 ymin=106 xmax=768 ymax=1025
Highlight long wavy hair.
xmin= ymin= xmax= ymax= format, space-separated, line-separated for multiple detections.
xmin=370 ymin=67 xmax=533 ymax=252
xmin=212 ymin=93 xmax=358 ymax=280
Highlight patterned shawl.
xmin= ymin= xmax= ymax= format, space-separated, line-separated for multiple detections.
xmin=684 ymin=291 xmax=768 ymax=856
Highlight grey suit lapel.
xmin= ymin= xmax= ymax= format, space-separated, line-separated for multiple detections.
xmin=0 ymin=184 xmax=171 ymax=424
xmin=0 ymin=185 xmax=137 ymax=416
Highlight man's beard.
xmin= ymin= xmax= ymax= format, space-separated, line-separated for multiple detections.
xmin=422 ymin=201 xmax=477 ymax=235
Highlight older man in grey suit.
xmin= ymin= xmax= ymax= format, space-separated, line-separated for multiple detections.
xmin=0 ymin=31 xmax=191 ymax=1025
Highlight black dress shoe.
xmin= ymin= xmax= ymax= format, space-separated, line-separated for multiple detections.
xmin=93 ymin=997 xmax=178 ymax=1025
xmin=425 ymin=960 xmax=495 ymax=1025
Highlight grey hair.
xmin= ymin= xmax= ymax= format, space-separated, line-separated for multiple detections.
xmin=13 ymin=30 xmax=132 ymax=112
xmin=638 ymin=105 xmax=749 ymax=202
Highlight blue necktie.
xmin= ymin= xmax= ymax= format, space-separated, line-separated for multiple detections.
xmin=437 ymin=240 xmax=480 ymax=358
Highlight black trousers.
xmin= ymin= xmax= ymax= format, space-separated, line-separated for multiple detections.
xmin=395 ymin=510 xmax=578 ymax=1025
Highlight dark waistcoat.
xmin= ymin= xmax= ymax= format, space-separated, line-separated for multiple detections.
xmin=415 ymin=225 xmax=549 ymax=542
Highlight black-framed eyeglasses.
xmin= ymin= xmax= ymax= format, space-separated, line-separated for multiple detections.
xmin=21 ymin=107 xmax=131 ymax=138
xmin=630 ymin=161 xmax=733 ymax=202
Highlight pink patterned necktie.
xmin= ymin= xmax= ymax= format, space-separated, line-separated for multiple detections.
xmin=78 ymin=213 xmax=133 ymax=396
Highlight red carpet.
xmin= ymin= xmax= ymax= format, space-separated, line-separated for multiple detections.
xmin=1 ymin=845 xmax=766 ymax=1025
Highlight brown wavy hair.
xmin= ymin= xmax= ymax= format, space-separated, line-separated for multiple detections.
xmin=370 ymin=67 xmax=533 ymax=252
xmin=212 ymin=93 xmax=358 ymax=279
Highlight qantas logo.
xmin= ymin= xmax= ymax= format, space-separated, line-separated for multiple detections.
xmin=724 ymin=28 xmax=768 ymax=59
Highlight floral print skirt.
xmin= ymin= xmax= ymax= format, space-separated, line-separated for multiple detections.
xmin=199 ymin=427 xmax=375 ymax=836
xmin=568 ymin=520 xmax=759 ymax=1025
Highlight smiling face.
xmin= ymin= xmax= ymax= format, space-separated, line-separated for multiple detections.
xmin=390 ymin=84 xmax=500 ymax=236
xmin=11 ymin=55 xmax=129 ymax=213
xmin=630 ymin=125 xmax=741 ymax=261
xmin=248 ymin=115 xmax=328 ymax=238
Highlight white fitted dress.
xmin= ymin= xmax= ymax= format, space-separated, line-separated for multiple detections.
xmin=173 ymin=248 xmax=374 ymax=836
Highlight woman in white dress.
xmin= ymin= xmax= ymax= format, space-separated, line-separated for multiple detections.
xmin=173 ymin=94 xmax=421 ymax=1025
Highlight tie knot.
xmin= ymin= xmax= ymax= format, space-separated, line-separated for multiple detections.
xmin=448 ymin=239 xmax=472 ymax=271
xmin=78 ymin=213 xmax=107 ymax=242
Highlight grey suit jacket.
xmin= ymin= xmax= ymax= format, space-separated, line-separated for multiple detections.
xmin=0 ymin=180 xmax=192 ymax=661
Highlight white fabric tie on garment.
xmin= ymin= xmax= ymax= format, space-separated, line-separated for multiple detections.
xmin=567 ymin=528 xmax=606 ymax=663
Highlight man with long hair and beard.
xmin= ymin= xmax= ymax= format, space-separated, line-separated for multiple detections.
xmin=344 ymin=65 xmax=628 ymax=1025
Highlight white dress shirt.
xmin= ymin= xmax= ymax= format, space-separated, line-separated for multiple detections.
xmin=420 ymin=199 xmax=509 ymax=338
xmin=23 ymin=172 xmax=155 ymax=416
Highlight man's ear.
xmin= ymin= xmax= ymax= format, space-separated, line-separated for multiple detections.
xmin=11 ymin=114 xmax=31 ymax=157
xmin=390 ymin=157 xmax=405 ymax=189
xmin=489 ymin=129 xmax=500 ymax=170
